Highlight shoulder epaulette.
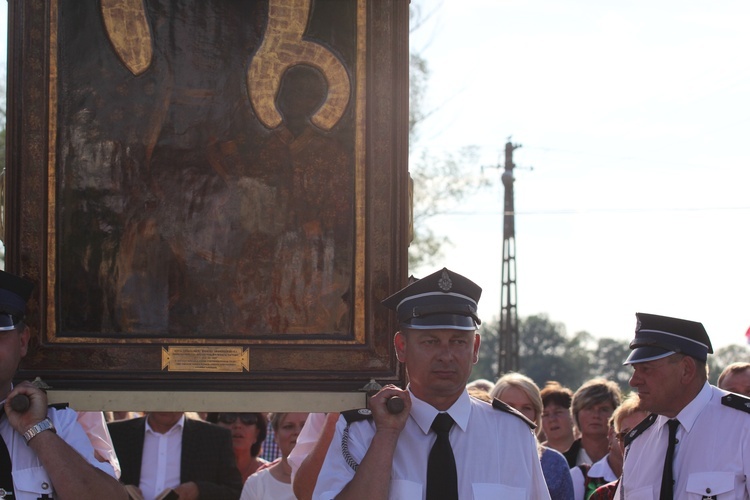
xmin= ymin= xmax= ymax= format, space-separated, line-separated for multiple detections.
xmin=623 ymin=413 xmax=657 ymax=447
xmin=341 ymin=408 xmax=374 ymax=473
xmin=722 ymin=393 xmax=750 ymax=414
xmin=342 ymin=408 xmax=373 ymax=424
xmin=491 ymin=398 xmax=536 ymax=430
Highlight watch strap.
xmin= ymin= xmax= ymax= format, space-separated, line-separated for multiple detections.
xmin=23 ymin=418 xmax=56 ymax=444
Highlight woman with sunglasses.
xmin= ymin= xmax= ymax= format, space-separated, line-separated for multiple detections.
xmin=208 ymin=412 xmax=269 ymax=481
xmin=241 ymin=412 xmax=308 ymax=500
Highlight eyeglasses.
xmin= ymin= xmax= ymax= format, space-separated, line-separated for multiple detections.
xmin=542 ymin=410 xmax=569 ymax=420
xmin=615 ymin=428 xmax=632 ymax=443
xmin=217 ymin=413 xmax=259 ymax=426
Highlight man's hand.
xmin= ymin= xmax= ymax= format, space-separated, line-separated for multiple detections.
xmin=334 ymin=386 xmax=410 ymax=500
xmin=4 ymin=380 xmax=49 ymax=435
xmin=173 ymin=481 xmax=200 ymax=499
xmin=369 ymin=385 xmax=411 ymax=434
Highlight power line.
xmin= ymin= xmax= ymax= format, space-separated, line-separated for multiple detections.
xmin=433 ymin=206 xmax=750 ymax=217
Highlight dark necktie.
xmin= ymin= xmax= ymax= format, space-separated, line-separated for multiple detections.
xmin=659 ymin=419 xmax=680 ymax=500
xmin=0 ymin=410 xmax=15 ymax=498
xmin=426 ymin=413 xmax=458 ymax=500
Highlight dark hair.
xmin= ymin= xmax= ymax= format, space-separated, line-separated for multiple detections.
xmin=206 ymin=412 xmax=268 ymax=458
xmin=541 ymin=381 xmax=573 ymax=409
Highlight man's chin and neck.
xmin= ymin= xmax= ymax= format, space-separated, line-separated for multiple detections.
xmin=411 ymin=385 xmax=465 ymax=411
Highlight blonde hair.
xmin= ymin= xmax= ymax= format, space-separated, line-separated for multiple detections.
xmin=610 ymin=392 xmax=644 ymax=432
xmin=490 ymin=372 xmax=543 ymax=433
xmin=468 ymin=387 xmax=493 ymax=403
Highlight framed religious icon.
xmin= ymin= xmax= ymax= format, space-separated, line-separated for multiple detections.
xmin=5 ymin=0 xmax=409 ymax=408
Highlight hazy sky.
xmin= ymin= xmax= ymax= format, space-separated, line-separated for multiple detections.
xmin=1 ymin=3 xmax=747 ymax=350
xmin=410 ymin=0 xmax=750 ymax=350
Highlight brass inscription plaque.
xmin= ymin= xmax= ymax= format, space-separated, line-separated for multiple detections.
xmin=161 ymin=346 xmax=250 ymax=373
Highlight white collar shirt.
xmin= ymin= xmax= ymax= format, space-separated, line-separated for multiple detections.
xmin=0 ymin=404 xmax=115 ymax=500
xmin=588 ymin=455 xmax=617 ymax=483
xmin=140 ymin=415 xmax=185 ymax=500
xmin=314 ymin=388 xmax=550 ymax=500
xmin=617 ymin=382 xmax=750 ymax=499
xmin=576 ymin=446 xmax=593 ymax=467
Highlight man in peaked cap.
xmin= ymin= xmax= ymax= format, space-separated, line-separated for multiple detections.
xmin=0 ymin=270 xmax=127 ymax=500
xmin=314 ymin=268 xmax=550 ymax=500
xmin=616 ymin=312 xmax=750 ymax=499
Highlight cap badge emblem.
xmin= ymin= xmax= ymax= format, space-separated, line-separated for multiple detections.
xmin=438 ymin=270 xmax=453 ymax=292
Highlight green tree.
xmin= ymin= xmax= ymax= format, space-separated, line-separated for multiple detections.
xmin=407 ymin=5 xmax=492 ymax=270
xmin=588 ymin=336 xmax=633 ymax=392
xmin=408 ymin=145 xmax=486 ymax=269
xmin=472 ymin=321 xmax=499 ymax=381
xmin=708 ymin=343 xmax=750 ymax=385
xmin=472 ymin=314 xmax=634 ymax=392
xmin=517 ymin=314 xmax=593 ymax=390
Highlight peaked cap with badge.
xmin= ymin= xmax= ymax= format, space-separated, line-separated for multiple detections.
xmin=381 ymin=267 xmax=482 ymax=331
xmin=624 ymin=312 xmax=713 ymax=364
xmin=0 ymin=270 xmax=35 ymax=331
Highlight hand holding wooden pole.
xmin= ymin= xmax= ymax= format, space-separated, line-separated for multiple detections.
xmin=9 ymin=378 xmax=50 ymax=413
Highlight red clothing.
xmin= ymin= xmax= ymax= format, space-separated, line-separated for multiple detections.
xmin=590 ymin=479 xmax=619 ymax=500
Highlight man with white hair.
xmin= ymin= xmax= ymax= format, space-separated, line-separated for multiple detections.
xmin=617 ymin=313 xmax=750 ymax=499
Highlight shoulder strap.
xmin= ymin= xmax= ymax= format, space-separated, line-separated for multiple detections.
xmin=341 ymin=408 xmax=373 ymax=424
xmin=623 ymin=412 xmax=657 ymax=447
xmin=722 ymin=393 xmax=750 ymax=414
xmin=492 ymin=398 xmax=536 ymax=429
xmin=340 ymin=409 xmax=374 ymax=472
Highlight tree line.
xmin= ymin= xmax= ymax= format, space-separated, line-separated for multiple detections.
xmin=472 ymin=313 xmax=750 ymax=392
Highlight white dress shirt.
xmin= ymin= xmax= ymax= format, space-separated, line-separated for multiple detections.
xmin=241 ymin=467 xmax=296 ymax=500
xmin=139 ymin=415 xmax=185 ymax=500
xmin=587 ymin=455 xmax=617 ymax=484
xmin=616 ymin=382 xmax=750 ymax=499
xmin=314 ymin=388 xmax=550 ymax=500
xmin=0 ymin=404 xmax=116 ymax=500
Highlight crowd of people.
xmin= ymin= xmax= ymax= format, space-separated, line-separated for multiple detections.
xmin=2 ymin=267 xmax=750 ymax=499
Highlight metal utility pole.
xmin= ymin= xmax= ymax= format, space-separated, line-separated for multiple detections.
xmin=498 ymin=139 xmax=520 ymax=376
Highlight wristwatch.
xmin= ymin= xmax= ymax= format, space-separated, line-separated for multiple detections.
xmin=23 ymin=418 xmax=57 ymax=444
